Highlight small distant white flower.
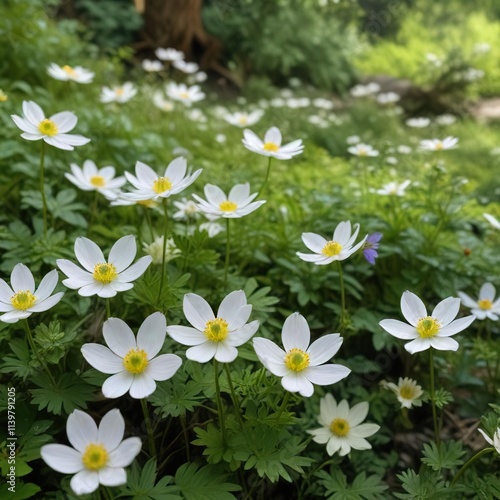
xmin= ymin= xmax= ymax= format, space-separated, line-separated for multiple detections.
xmin=473 ymin=43 xmax=491 ymax=55
xmin=350 ymin=83 xmax=380 ymax=97
xmin=200 ymin=221 xmax=224 ymax=237
xmin=484 ymin=213 xmax=500 ymax=229
xmin=397 ymin=145 xmax=412 ymax=154
xmin=193 ymin=183 xmax=265 ymax=219
xmin=478 ymin=428 xmax=500 ymax=454
xmin=346 ymin=135 xmax=361 ymax=145
xmin=47 ymin=63 xmax=94 ymax=83
xmin=458 ymin=283 xmax=500 ymax=320
xmin=253 ymin=313 xmax=350 ymax=397
xmin=155 ymin=47 xmax=184 ymax=61
xmin=143 ymin=236 xmax=180 ymax=265
xmin=463 ymin=68 xmax=484 ymax=81
xmin=215 ymin=133 xmax=227 ymax=144
xmin=0 ymin=264 xmax=64 ymax=324
xmin=386 ymin=156 xmax=398 ymax=165
xmin=379 ymin=291 xmax=475 ymax=354
xmin=142 ymin=59 xmax=164 ymax=72
xmin=376 ymin=92 xmax=400 ymax=104
xmin=121 ymin=158 xmax=202 ymax=202
xmin=286 ymin=97 xmax=310 ymax=109
xmin=297 ymin=221 xmax=367 ymax=265
xmin=56 ymin=235 xmax=152 ymax=298
xmin=376 ymin=180 xmax=411 ymax=196
xmin=166 ymin=82 xmax=205 ymax=106
xmin=65 ymin=160 xmax=126 ymax=199
xmin=173 ymin=197 xmax=200 ymax=220
xmin=152 ymin=91 xmax=175 ymax=112
xmin=347 ymin=143 xmax=379 ymax=157
xmin=11 ymin=101 xmax=90 ymax=151
xmin=308 ymin=115 xmax=329 ymax=128
xmin=385 ymin=377 xmax=423 ymax=409
xmin=192 ymin=71 xmax=207 ymax=83
xmin=224 ymin=110 xmax=264 ymax=128
xmin=100 ymin=83 xmax=137 ymax=104
xmin=82 ymin=313 xmax=182 ymax=398
xmin=435 ymin=114 xmax=457 ymax=126
xmin=172 ymin=60 xmax=199 ymax=74
xmin=242 ymin=126 xmax=304 ymax=159
xmin=186 ymin=108 xmax=207 ymax=123
xmin=420 ymin=137 xmax=459 ymax=151
xmin=41 ymin=409 xmax=141 ymax=495
xmin=405 ymin=117 xmax=430 ymax=128
xmin=308 ymin=394 xmax=379 ymax=456
xmin=312 ymin=98 xmax=334 ymax=110
xmin=426 ymin=53 xmax=442 ymax=67
xmin=270 ymin=98 xmax=285 ymax=107
xmin=167 ymin=291 xmax=259 ymax=363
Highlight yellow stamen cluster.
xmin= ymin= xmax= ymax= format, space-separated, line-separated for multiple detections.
xmin=38 ymin=119 xmax=58 ymax=137
xmin=62 ymin=65 xmax=76 ymax=77
xmin=399 ymin=383 xmax=418 ymax=400
xmin=238 ymin=116 xmax=248 ymax=125
xmin=263 ymin=142 xmax=279 ymax=152
xmin=219 ymin=200 xmax=237 ymax=212
xmin=204 ymin=318 xmax=229 ymax=342
xmin=284 ymin=348 xmax=310 ymax=372
xmin=0 ymin=90 xmax=8 ymax=102
xmin=115 ymin=88 xmax=124 ymax=96
xmin=358 ymin=149 xmax=367 ymax=156
xmin=330 ymin=418 xmax=350 ymax=437
xmin=82 ymin=443 xmax=109 ymax=471
xmin=11 ymin=290 xmax=36 ymax=311
xmin=90 ymin=175 xmax=105 ymax=188
xmin=123 ymin=348 xmax=149 ymax=374
xmin=322 ymin=241 xmax=343 ymax=257
xmin=93 ymin=263 xmax=118 ymax=284
xmin=153 ymin=177 xmax=172 ymax=194
xmin=179 ymin=91 xmax=190 ymax=100
xmin=478 ymin=299 xmax=492 ymax=310
xmin=435 ymin=142 xmax=444 ymax=150
xmin=416 ymin=316 xmax=441 ymax=338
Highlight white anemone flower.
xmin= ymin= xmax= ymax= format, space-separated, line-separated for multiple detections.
xmin=166 ymin=82 xmax=205 ymax=106
xmin=379 ymin=291 xmax=475 ymax=354
xmin=152 ymin=91 xmax=175 ymax=112
xmin=346 ymin=135 xmax=361 ymax=145
xmin=420 ymin=137 xmax=459 ymax=151
xmin=405 ymin=117 xmax=431 ymax=128
xmin=100 ymin=83 xmax=137 ymax=104
xmin=478 ymin=428 xmax=500 ymax=454
xmin=297 ymin=221 xmax=367 ymax=265
xmin=347 ymin=143 xmax=379 ymax=157
xmin=81 ymin=313 xmax=182 ymax=398
xmin=199 ymin=221 xmax=224 ymax=238
xmin=143 ymin=236 xmax=180 ymax=265
xmin=376 ymin=92 xmax=400 ymax=104
xmin=223 ymin=110 xmax=264 ymax=128
xmin=121 ymin=158 xmax=202 ymax=202
xmin=253 ymin=313 xmax=350 ymax=397
xmin=56 ymin=235 xmax=152 ymax=298
xmin=192 ymin=183 xmax=265 ymax=219
xmin=167 ymin=291 xmax=259 ymax=363
xmin=376 ymin=180 xmax=411 ymax=196
xmin=308 ymin=394 xmax=380 ymax=456
xmin=142 ymin=59 xmax=164 ymax=72
xmin=11 ymin=101 xmax=90 ymax=151
xmin=173 ymin=197 xmax=200 ymax=220
xmin=458 ymin=283 xmax=500 ymax=320
xmin=155 ymin=47 xmax=184 ymax=61
xmin=0 ymin=264 xmax=64 ymax=324
xmin=65 ymin=160 xmax=126 ymax=199
xmin=436 ymin=114 xmax=457 ymax=126
xmin=47 ymin=63 xmax=94 ymax=83
xmin=172 ymin=60 xmax=199 ymax=74
xmin=385 ymin=377 xmax=423 ymax=409
xmin=483 ymin=213 xmax=500 ymax=230
xmin=242 ymin=126 xmax=304 ymax=159
xmin=40 ymin=409 xmax=141 ymax=495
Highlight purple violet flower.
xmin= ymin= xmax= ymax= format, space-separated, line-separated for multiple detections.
xmin=363 ymin=232 xmax=382 ymax=264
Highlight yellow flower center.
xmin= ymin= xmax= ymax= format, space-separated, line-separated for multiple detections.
xmin=358 ymin=148 xmax=367 ymax=156
xmin=153 ymin=177 xmax=172 ymax=194
xmin=416 ymin=316 xmax=441 ymax=338
xmin=123 ymin=348 xmax=149 ymax=374
xmin=263 ymin=142 xmax=279 ymax=152
xmin=38 ymin=119 xmax=58 ymax=137
xmin=62 ymin=65 xmax=76 ymax=77
xmin=204 ymin=318 xmax=229 ymax=342
xmin=322 ymin=241 xmax=343 ymax=257
xmin=179 ymin=91 xmax=190 ymax=100
xmin=330 ymin=418 xmax=350 ymax=437
xmin=399 ymin=384 xmax=418 ymax=400
xmin=90 ymin=175 xmax=106 ymax=187
xmin=137 ymin=199 xmax=157 ymax=208
xmin=478 ymin=299 xmax=492 ymax=310
xmin=93 ymin=263 xmax=118 ymax=284
xmin=435 ymin=142 xmax=443 ymax=150
xmin=82 ymin=443 xmax=109 ymax=471
xmin=284 ymin=348 xmax=310 ymax=372
xmin=0 ymin=91 xmax=8 ymax=102
xmin=219 ymin=200 xmax=237 ymax=212
xmin=115 ymin=88 xmax=124 ymax=96
xmin=238 ymin=116 xmax=248 ymax=125
xmin=11 ymin=290 xmax=36 ymax=311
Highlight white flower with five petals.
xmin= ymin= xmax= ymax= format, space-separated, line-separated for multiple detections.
xmin=242 ymin=126 xmax=304 ymax=159
xmin=47 ymin=63 xmax=94 ymax=83
xmin=458 ymin=283 xmax=500 ymax=320
xmin=478 ymin=428 xmax=500 ymax=454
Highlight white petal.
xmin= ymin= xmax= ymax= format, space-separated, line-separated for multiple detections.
xmin=429 ymin=336 xmax=459 ymax=351
xmin=70 ymin=470 xmax=100 ymax=495
xmin=11 ymin=263 xmax=35 ymax=292
xmin=281 ymin=372 xmax=314 ymax=397
xmin=98 ymin=409 xmax=124 ymax=451
xmin=217 ymin=290 xmax=251 ymax=329
xmin=282 ymin=312 xmax=310 ymax=351
xmin=348 ymin=401 xmax=369 ymax=426
xmin=0 ymin=310 xmax=31 ymax=323
xmin=264 ymin=126 xmax=282 ymax=146
xmin=43 ymin=136 xmax=74 ymax=150
xmin=28 ymin=292 xmax=64 ymax=312
xmin=146 ymin=354 xmax=182 ymax=380
xmin=296 ymin=252 xmax=331 ymax=264
xmin=183 ymin=293 xmax=215 ymax=331
xmin=345 ymin=436 xmax=372 ymax=452
xmin=350 ymin=423 xmax=380 ymax=438
xmin=204 ymin=184 xmax=226 ymax=206
xmin=186 ymin=342 xmax=217 ymax=363
xmin=379 ymin=319 xmax=418 ymax=339
xmin=332 ymin=221 xmax=351 ymax=246
xmin=129 ymin=374 xmax=157 ymax=398
xmin=67 ymin=410 xmax=97 ymax=452
xmin=404 ymin=337 xmax=431 ymax=354
xmin=40 ymin=444 xmax=83 ymax=473
xmin=305 ymin=364 xmax=351 ymax=386
xmin=74 ymin=237 xmax=105 ymax=272
xmin=108 ymin=235 xmax=137 ymax=272
xmin=50 ymin=111 xmax=77 ymax=133
xmin=34 ymin=269 xmax=58 ymax=301
xmin=431 ymin=297 xmax=460 ymax=327
xmin=81 ymin=344 xmax=124 ymax=374
xmin=136 ymin=312 xmax=166 ymax=358
xmin=227 ymin=320 xmax=259 ymax=346
xmin=214 ymin=342 xmax=238 ymax=363
xmin=167 ymin=325 xmax=207 ymax=346
xmin=307 ymin=334 xmax=342 ymax=365
xmin=438 ymin=315 xmax=475 ymax=336
xmin=24 ymin=101 xmax=45 ymax=124
xmin=78 ymin=282 xmax=105 ymax=297
xmin=480 ymin=282 xmax=496 ymax=301
xmin=103 ymin=318 xmax=137 ymax=357
xmin=115 ymin=256 xmax=152 ymax=283
xmin=135 ymin=161 xmax=159 ymax=186
xmin=102 ymin=371 xmax=134 ymax=398
xmin=165 ymin=157 xmax=187 ymax=185
xmin=98 ymin=467 xmax=127 ymax=487
xmin=253 ymin=337 xmax=286 ymax=366
xmin=0 ymin=278 xmax=14 ymax=302
xmin=228 ymin=183 xmax=250 ymax=204
xmin=401 ymin=291 xmax=427 ymax=326
xmin=56 ymin=259 xmax=94 ymax=284
xmin=457 ymin=292 xmax=478 ymax=309
xmin=301 ymin=232 xmax=327 ymax=253
xmin=108 ymin=437 xmax=142 ymax=467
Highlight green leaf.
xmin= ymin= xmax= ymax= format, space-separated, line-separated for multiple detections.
xmin=33 ymin=321 xmax=77 ymax=364
xmin=394 ymin=469 xmax=453 ymax=499
xmin=1 ymin=339 xmax=34 ymax=380
xmin=316 ymin=469 xmax=388 ymax=499
xmin=0 ymin=481 xmax=41 ymax=499
xmin=421 ymin=440 xmax=466 ymax=471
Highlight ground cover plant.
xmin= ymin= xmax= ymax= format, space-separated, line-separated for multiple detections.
xmin=2 ymin=1 xmax=500 ymax=499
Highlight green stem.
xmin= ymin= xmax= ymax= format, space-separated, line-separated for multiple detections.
xmin=105 ymin=299 xmax=111 ymax=319
xmin=429 ymin=348 xmax=439 ymax=444
xmin=24 ymin=319 xmax=56 ymax=386
xmin=158 ymin=198 xmax=169 ymax=302
xmin=276 ymin=391 xmax=291 ymax=421
xmin=224 ymin=363 xmax=244 ymax=426
xmin=451 ymin=447 xmax=494 ymax=486
xmin=180 ymin=414 xmax=191 ymax=461
xmin=140 ymin=398 xmax=157 ymax=458
xmin=213 ymin=359 xmax=228 ymax=446
xmin=87 ymin=191 xmax=99 ymax=236
xmin=143 ymin=206 xmax=154 ymax=241
xmin=337 ymin=261 xmax=346 ymax=332
xmin=39 ymin=141 xmax=48 ymax=235
xmin=224 ymin=218 xmax=230 ymax=289
xmin=257 ymin=156 xmax=272 ymax=199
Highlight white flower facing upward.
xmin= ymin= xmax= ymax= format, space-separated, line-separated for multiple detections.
xmin=47 ymin=63 xmax=94 ymax=83
xmin=100 ymin=83 xmax=137 ymax=104
xmin=252 ymin=312 xmax=350 ymax=397
xmin=166 ymin=82 xmax=205 ymax=106
xmin=40 ymin=409 xmax=141 ymax=495
xmin=405 ymin=117 xmax=430 ymax=128
xmin=121 ymin=158 xmax=202 ymax=202
xmin=81 ymin=313 xmax=182 ymax=398
xmin=142 ymin=59 xmax=164 ymax=72
xmin=242 ymin=126 xmax=304 ymax=159
xmin=223 ymin=110 xmax=264 ymax=128
xmin=420 ymin=137 xmax=459 ymax=151
xmin=167 ymin=291 xmax=259 ymax=363
xmin=172 ymin=60 xmax=199 ymax=74
xmin=192 ymin=183 xmax=265 ymax=219
xmin=155 ymin=47 xmax=184 ymax=61
xmin=379 ymin=291 xmax=475 ymax=354
xmin=0 ymin=264 xmax=64 ymax=323
xmin=65 ymin=160 xmax=126 ymax=199
xmin=376 ymin=180 xmax=411 ymax=196
xmin=297 ymin=221 xmax=367 ymax=265
xmin=483 ymin=213 xmax=500 ymax=230
xmin=458 ymin=283 xmax=500 ymax=320
xmin=478 ymin=428 xmax=500 ymax=454
xmin=347 ymin=143 xmax=379 ymax=157
xmin=57 ymin=235 xmax=152 ymax=298
xmin=385 ymin=377 xmax=423 ymax=409
xmin=308 ymin=394 xmax=380 ymax=456
xmin=11 ymin=101 xmax=90 ymax=151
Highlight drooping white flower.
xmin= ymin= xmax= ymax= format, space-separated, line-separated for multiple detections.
xmin=173 ymin=197 xmax=200 ymax=220
xmin=65 ymin=160 xmax=126 ymax=199
xmin=56 ymin=235 xmax=152 ymax=298
xmin=192 ymin=183 xmax=265 ymax=219
xmin=308 ymin=394 xmax=379 ymax=456
xmin=187 ymin=71 xmax=207 ymax=84
xmin=484 ymin=213 xmax=500 ymax=230
xmin=420 ymin=137 xmax=459 ymax=151
xmin=121 ymin=158 xmax=202 ymax=202
xmin=47 ymin=63 xmax=94 ymax=83
xmin=81 ymin=313 xmax=182 ymax=398
xmin=155 ymin=47 xmax=184 ymax=61
xmin=242 ymin=126 xmax=304 ymax=159
xmin=478 ymin=428 xmax=500 ymax=454
xmin=405 ymin=117 xmax=431 ymax=128
xmin=253 ymin=313 xmax=350 ymax=397
xmin=199 ymin=221 xmax=224 ymax=237
xmin=142 ymin=59 xmax=164 ymax=72
xmin=143 ymin=236 xmax=180 ymax=265
xmin=11 ymin=101 xmax=90 ymax=151
xmin=435 ymin=114 xmax=457 ymax=126
xmin=152 ymin=91 xmax=175 ymax=112
xmin=223 ymin=110 xmax=264 ymax=128
xmin=0 ymin=264 xmax=64 ymax=323
xmin=172 ymin=60 xmax=199 ymax=74
xmin=347 ymin=143 xmax=379 ymax=157
xmin=167 ymin=291 xmax=259 ymax=363
xmin=166 ymin=82 xmax=205 ymax=106
xmin=40 ymin=409 xmax=141 ymax=495
xmin=379 ymin=291 xmax=475 ymax=354
xmin=297 ymin=221 xmax=367 ymax=265
xmin=385 ymin=377 xmax=423 ymax=409
xmin=100 ymin=83 xmax=137 ymax=104
xmin=376 ymin=180 xmax=411 ymax=196
xmin=458 ymin=283 xmax=500 ymax=320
